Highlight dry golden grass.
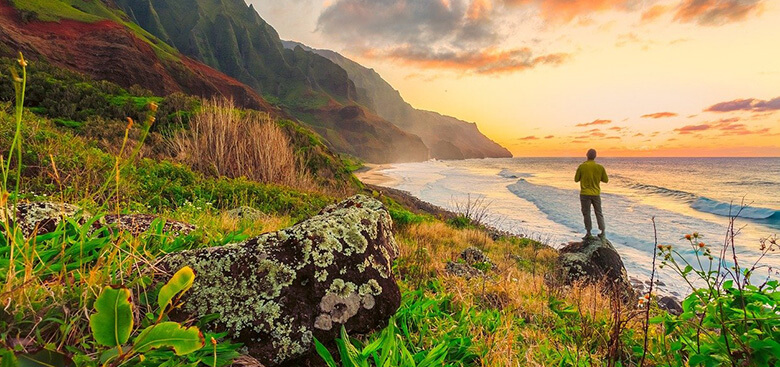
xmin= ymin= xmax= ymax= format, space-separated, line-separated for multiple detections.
xmin=170 ymin=98 xmax=313 ymax=190
xmin=395 ymin=221 xmax=638 ymax=366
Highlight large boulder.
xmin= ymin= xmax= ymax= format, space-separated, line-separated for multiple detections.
xmin=157 ymin=195 xmax=401 ymax=366
xmin=557 ymin=236 xmax=632 ymax=294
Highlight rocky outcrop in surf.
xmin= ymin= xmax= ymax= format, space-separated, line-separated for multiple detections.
xmin=157 ymin=195 xmax=401 ymax=366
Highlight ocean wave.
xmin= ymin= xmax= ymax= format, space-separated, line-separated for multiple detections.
xmin=691 ymin=197 xmax=780 ymax=221
xmin=620 ymin=178 xmax=779 ymax=222
xmin=626 ymin=181 xmax=698 ymax=201
xmin=498 ymin=169 xmax=533 ymax=179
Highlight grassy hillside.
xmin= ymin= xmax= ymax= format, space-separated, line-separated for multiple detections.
xmin=114 ymin=0 xmax=431 ymax=163
xmin=0 ymin=0 xmax=272 ymax=111
xmin=8 ymin=0 xmax=180 ymax=59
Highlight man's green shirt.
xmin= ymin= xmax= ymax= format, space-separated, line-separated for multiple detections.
xmin=575 ymin=160 xmax=608 ymax=196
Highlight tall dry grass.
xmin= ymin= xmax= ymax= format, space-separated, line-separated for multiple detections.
xmin=394 ymin=222 xmax=634 ymax=366
xmin=170 ymin=98 xmax=312 ymax=189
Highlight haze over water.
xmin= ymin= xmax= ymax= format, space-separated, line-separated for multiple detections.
xmin=378 ymin=157 xmax=780 ymax=296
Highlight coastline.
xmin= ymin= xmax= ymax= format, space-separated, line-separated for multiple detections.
xmin=354 ymin=164 xmax=400 ymax=186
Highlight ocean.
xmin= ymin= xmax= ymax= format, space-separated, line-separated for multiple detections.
xmin=376 ymin=157 xmax=780 ymax=296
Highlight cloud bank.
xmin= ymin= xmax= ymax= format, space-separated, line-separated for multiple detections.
xmin=317 ymin=0 xmax=570 ymax=74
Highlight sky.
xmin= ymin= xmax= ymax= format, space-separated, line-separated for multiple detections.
xmin=247 ymin=0 xmax=780 ymax=157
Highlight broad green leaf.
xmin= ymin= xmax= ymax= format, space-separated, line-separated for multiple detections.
xmin=99 ymin=347 xmax=120 ymax=365
xmin=90 ymin=286 xmax=134 ymax=347
xmin=157 ymin=266 xmax=195 ymax=319
xmin=133 ymin=322 xmax=204 ymax=356
xmin=16 ymin=349 xmax=74 ymax=367
xmin=0 ymin=349 xmax=18 ymax=367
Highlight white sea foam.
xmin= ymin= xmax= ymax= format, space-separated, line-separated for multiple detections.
xmin=376 ymin=157 xmax=780 ymax=296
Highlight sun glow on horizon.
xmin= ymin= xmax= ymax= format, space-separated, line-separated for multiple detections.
xmin=250 ymin=0 xmax=780 ymax=157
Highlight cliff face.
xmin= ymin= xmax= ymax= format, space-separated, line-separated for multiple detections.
xmin=283 ymin=41 xmax=513 ymax=160
xmin=116 ymin=0 xmax=430 ymax=163
xmin=0 ymin=0 xmax=272 ymax=112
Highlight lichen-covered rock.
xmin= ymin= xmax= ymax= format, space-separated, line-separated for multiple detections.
xmin=157 ymin=195 xmax=401 ymax=366
xmin=1 ymin=202 xmax=85 ymax=237
xmin=225 ymin=206 xmax=265 ymax=221
xmin=445 ymin=261 xmax=484 ymax=279
xmin=557 ymin=236 xmax=632 ymax=294
xmin=460 ymin=247 xmax=494 ymax=269
xmin=1 ymin=202 xmax=195 ymax=237
xmin=103 ymin=214 xmax=195 ymax=236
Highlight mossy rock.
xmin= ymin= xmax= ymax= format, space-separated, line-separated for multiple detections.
xmin=157 ymin=195 xmax=401 ymax=366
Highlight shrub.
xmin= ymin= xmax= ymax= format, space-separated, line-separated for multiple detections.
xmin=170 ymin=98 xmax=313 ymax=189
xmin=645 ymin=231 xmax=780 ymax=366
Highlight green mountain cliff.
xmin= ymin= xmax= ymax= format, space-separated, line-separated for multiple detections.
xmin=282 ymin=41 xmax=513 ymax=160
xmin=115 ymin=0 xmax=430 ymax=163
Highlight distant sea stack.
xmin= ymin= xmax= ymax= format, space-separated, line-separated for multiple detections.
xmin=282 ymin=41 xmax=513 ymax=160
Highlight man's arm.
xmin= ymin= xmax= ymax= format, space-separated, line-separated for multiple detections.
xmin=575 ymin=165 xmax=581 ymax=182
xmin=601 ymin=166 xmax=609 ymax=183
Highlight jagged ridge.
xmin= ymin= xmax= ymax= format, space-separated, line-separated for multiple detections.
xmin=283 ymin=41 xmax=512 ymax=160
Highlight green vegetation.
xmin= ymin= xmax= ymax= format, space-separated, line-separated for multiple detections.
xmin=8 ymin=0 xmax=180 ymax=59
xmin=1 ymin=54 xmax=778 ymax=367
xmin=646 ymin=233 xmax=780 ymax=366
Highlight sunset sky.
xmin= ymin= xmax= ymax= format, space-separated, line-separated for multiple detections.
xmin=249 ymin=0 xmax=780 ymax=157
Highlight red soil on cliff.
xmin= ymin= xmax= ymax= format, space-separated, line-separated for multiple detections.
xmin=0 ymin=1 xmax=273 ymax=112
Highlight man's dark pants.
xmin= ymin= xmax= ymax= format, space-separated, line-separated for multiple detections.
xmin=580 ymin=194 xmax=605 ymax=234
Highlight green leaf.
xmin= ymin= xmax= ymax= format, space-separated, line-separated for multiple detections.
xmin=0 ymin=349 xmax=18 ymax=367
xmin=16 ymin=349 xmax=74 ymax=367
xmin=133 ymin=322 xmax=204 ymax=356
xmin=157 ymin=266 xmax=195 ymax=319
xmin=90 ymin=286 xmax=134 ymax=347
xmin=314 ymin=338 xmax=338 ymax=367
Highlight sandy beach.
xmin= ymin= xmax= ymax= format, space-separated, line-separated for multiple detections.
xmin=354 ymin=164 xmax=399 ymax=186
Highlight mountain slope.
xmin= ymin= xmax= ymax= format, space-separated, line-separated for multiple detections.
xmin=115 ymin=0 xmax=430 ymax=163
xmin=283 ymin=41 xmax=513 ymax=160
xmin=0 ymin=0 xmax=271 ymax=111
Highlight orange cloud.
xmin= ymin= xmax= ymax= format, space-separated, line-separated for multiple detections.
xmin=675 ymin=124 xmax=710 ymax=134
xmin=519 ymin=135 xmax=539 ymax=140
xmin=641 ymin=4 xmax=670 ymax=23
xmin=705 ymin=96 xmax=780 ymax=112
xmin=365 ymin=46 xmax=570 ymax=74
xmin=674 ymin=0 xmax=766 ymax=25
xmin=642 ymin=112 xmax=678 ymax=119
xmin=576 ymin=119 xmax=612 ymax=127
xmin=503 ymin=0 xmax=634 ymax=23
xmin=468 ymin=0 xmax=493 ymax=20
xmin=673 ymin=118 xmax=770 ymax=136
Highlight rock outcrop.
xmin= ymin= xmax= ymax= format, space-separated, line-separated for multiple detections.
xmin=557 ymin=237 xmax=632 ymax=294
xmin=460 ymin=247 xmax=494 ymax=269
xmin=445 ymin=247 xmax=494 ymax=280
xmin=2 ymin=202 xmax=195 ymax=237
xmin=658 ymin=296 xmax=683 ymax=316
xmin=157 ymin=195 xmax=401 ymax=366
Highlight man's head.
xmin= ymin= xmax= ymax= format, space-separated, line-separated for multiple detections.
xmin=587 ymin=149 xmax=597 ymax=160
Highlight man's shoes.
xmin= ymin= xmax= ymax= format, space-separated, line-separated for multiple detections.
xmin=598 ymin=232 xmax=606 ymax=239
xmin=582 ymin=233 xmax=595 ymax=240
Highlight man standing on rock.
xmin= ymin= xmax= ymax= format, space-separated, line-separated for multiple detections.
xmin=575 ymin=149 xmax=608 ymax=240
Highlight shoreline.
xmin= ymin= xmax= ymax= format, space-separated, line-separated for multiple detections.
xmin=357 ymin=161 xmax=679 ymax=299
xmin=354 ymin=164 xmax=400 ymax=186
